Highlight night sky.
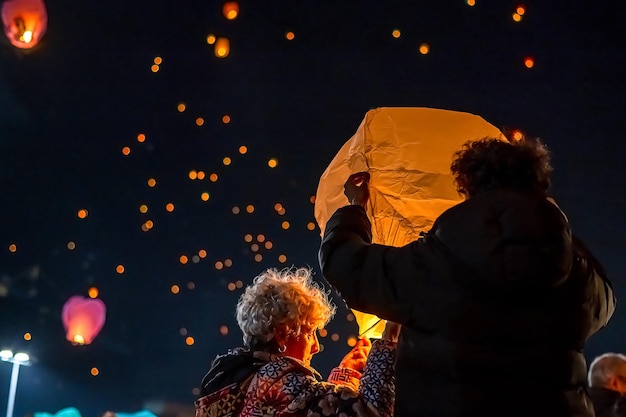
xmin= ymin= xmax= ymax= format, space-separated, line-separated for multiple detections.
xmin=1 ymin=1 xmax=625 ymax=416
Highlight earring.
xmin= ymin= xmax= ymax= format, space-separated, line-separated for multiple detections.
xmin=278 ymin=344 xmax=286 ymax=353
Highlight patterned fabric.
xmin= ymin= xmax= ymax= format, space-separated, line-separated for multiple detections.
xmin=327 ymin=367 xmax=361 ymax=391
xmin=195 ymin=339 xmax=396 ymax=417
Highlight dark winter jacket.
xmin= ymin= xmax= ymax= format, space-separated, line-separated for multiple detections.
xmin=319 ymin=189 xmax=615 ymax=417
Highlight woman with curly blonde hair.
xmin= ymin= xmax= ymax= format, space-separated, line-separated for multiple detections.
xmin=195 ymin=266 xmax=399 ymax=417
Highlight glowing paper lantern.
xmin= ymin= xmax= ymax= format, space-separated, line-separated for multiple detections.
xmin=315 ymin=107 xmax=506 ymax=338
xmin=222 ymin=2 xmax=239 ymax=20
xmin=214 ymin=37 xmax=230 ymax=58
xmin=62 ymin=295 xmax=106 ymax=345
xmin=1 ymin=0 xmax=47 ymax=49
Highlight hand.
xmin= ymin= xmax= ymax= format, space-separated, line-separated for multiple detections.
xmin=344 ymin=172 xmax=370 ymax=207
xmin=338 ymin=337 xmax=372 ymax=372
xmin=381 ymin=321 xmax=401 ymax=343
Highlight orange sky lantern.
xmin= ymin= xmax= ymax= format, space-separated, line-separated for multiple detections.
xmin=215 ymin=37 xmax=230 ymax=58
xmin=1 ymin=0 xmax=48 ymax=49
xmin=62 ymin=295 xmax=106 ymax=345
xmin=222 ymin=2 xmax=239 ymax=20
xmin=315 ymin=107 xmax=506 ymax=338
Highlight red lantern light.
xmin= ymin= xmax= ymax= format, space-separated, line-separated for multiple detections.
xmin=62 ymin=295 xmax=106 ymax=345
xmin=1 ymin=0 xmax=48 ymax=49
xmin=222 ymin=2 xmax=239 ymax=20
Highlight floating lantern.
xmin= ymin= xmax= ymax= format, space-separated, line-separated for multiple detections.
xmin=315 ymin=107 xmax=506 ymax=338
xmin=222 ymin=2 xmax=239 ymax=20
xmin=1 ymin=0 xmax=48 ymax=49
xmin=214 ymin=37 xmax=230 ymax=58
xmin=62 ymin=295 xmax=106 ymax=345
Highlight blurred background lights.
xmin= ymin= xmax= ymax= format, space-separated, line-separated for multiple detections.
xmin=209 ymin=173 xmax=218 ymax=182
xmin=23 ymin=333 xmax=31 ymax=341
xmin=116 ymin=265 xmax=125 ymax=274
xmin=246 ymin=204 xmax=254 ymax=213
xmin=165 ymin=203 xmax=175 ymax=212
xmin=179 ymin=255 xmax=188 ymax=264
xmin=137 ymin=133 xmax=146 ymax=142
xmin=151 ymin=64 xmax=159 ymax=73
xmin=90 ymin=367 xmax=99 ymax=376
xmin=197 ymin=171 xmax=205 ymax=180
xmin=170 ymin=285 xmax=180 ymax=294
xmin=185 ymin=336 xmax=194 ymax=345
xmin=206 ymin=34 xmax=216 ymax=44
xmin=268 ymin=158 xmax=278 ymax=168
xmin=122 ymin=146 xmax=131 ymax=155
xmin=201 ymin=192 xmax=210 ymax=201
xmin=392 ymin=29 xmax=401 ymax=38
xmin=153 ymin=57 xmax=162 ymax=65
xmin=513 ymin=12 xmax=522 ymax=22
xmin=67 ymin=241 xmax=75 ymax=250
xmin=147 ymin=178 xmax=156 ymax=187
xmin=517 ymin=5 xmax=526 ymax=15
xmin=222 ymin=2 xmax=239 ymax=20
xmin=238 ymin=145 xmax=248 ymax=154
xmin=285 ymin=31 xmax=295 ymax=41
xmin=88 ymin=287 xmax=98 ymax=298
xmin=419 ymin=43 xmax=430 ymax=55
xmin=77 ymin=209 xmax=88 ymax=219
xmin=177 ymin=103 xmax=186 ymax=112
xmin=139 ymin=204 xmax=148 ymax=213
xmin=195 ymin=117 xmax=204 ymax=126
xmin=189 ymin=170 xmax=197 ymax=180
xmin=215 ymin=37 xmax=230 ymax=58
xmin=511 ymin=129 xmax=525 ymax=141
xmin=222 ymin=114 xmax=231 ymax=124
xmin=232 ymin=206 xmax=241 ymax=214
xmin=8 ymin=243 xmax=16 ymax=252
xmin=220 ymin=325 xmax=229 ymax=335
xmin=223 ymin=157 xmax=232 ymax=165
xmin=466 ymin=0 xmax=476 ymax=5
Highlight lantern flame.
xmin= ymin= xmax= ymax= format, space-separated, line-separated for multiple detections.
xmin=1 ymin=0 xmax=48 ymax=49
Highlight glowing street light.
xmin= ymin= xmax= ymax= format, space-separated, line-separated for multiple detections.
xmin=0 ymin=350 xmax=30 ymax=417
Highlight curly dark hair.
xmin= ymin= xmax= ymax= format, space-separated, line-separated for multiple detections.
xmin=450 ymin=137 xmax=553 ymax=198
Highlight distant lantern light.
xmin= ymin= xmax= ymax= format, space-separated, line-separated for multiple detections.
xmin=232 ymin=206 xmax=241 ymax=214
xmin=206 ymin=34 xmax=216 ymax=44
xmin=466 ymin=0 xmax=476 ymax=5
xmin=8 ymin=243 xmax=16 ymax=252
xmin=227 ymin=282 xmax=236 ymax=291
xmin=201 ymin=192 xmax=210 ymax=201
xmin=225 ymin=259 xmax=233 ymax=267
xmin=195 ymin=117 xmax=204 ymax=126
xmin=254 ymin=254 xmax=263 ymax=262
xmin=165 ymin=203 xmax=175 ymax=212
xmin=122 ymin=146 xmax=131 ymax=156
xmin=419 ymin=43 xmax=430 ymax=55
xmin=215 ymin=261 xmax=224 ymax=270
xmin=198 ymin=249 xmax=207 ymax=258
xmin=139 ymin=204 xmax=148 ymax=213
xmin=239 ymin=145 xmax=248 ymax=154
xmin=235 ymin=279 xmax=242 ymax=287
xmin=512 ymin=12 xmax=522 ymax=22
xmin=192 ymin=255 xmax=200 ymax=263
xmin=67 ymin=241 xmax=75 ymax=250
xmin=278 ymin=254 xmax=287 ymax=263
xmin=517 ymin=6 xmax=526 ymax=15
xmin=1 ymin=0 xmax=48 ymax=49
xmin=244 ymin=234 xmax=253 ymax=242
xmin=147 ymin=178 xmax=157 ymax=187
xmin=268 ymin=158 xmax=278 ymax=168
xmin=223 ymin=157 xmax=232 ymax=165
xmin=171 ymin=285 xmax=180 ymax=294
xmin=151 ymin=64 xmax=159 ymax=73
xmin=222 ymin=2 xmax=239 ymax=20
xmin=185 ymin=336 xmax=194 ymax=345
xmin=189 ymin=170 xmax=198 ymax=180
xmin=62 ymin=295 xmax=106 ymax=345
xmin=307 ymin=222 xmax=316 ymax=231
xmin=285 ymin=31 xmax=295 ymax=41
xmin=88 ymin=287 xmax=98 ymax=298
xmin=392 ymin=29 xmax=401 ymax=38
xmin=222 ymin=114 xmax=231 ymax=124
xmin=209 ymin=173 xmax=218 ymax=182
xmin=347 ymin=336 xmax=357 ymax=347
xmin=179 ymin=327 xmax=187 ymax=336
xmin=264 ymin=241 xmax=273 ymax=249
xmin=153 ymin=56 xmax=162 ymax=65
xmin=137 ymin=133 xmax=146 ymax=142
xmin=511 ymin=130 xmax=525 ymax=141
xmin=144 ymin=219 xmax=154 ymax=229
xmin=281 ymin=221 xmax=290 ymax=230
xmin=251 ymin=243 xmax=259 ymax=252
xmin=309 ymin=195 xmax=316 ymax=204
xmin=177 ymin=103 xmax=186 ymax=112
xmin=116 ymin=265 xmax=125 ymax=274
xmin=179 ymin=255 xmax=188 ymax=264
xmin=197 ymin=171 xmax=205 ymax=180
xmin=524 ymin=57 xmax=534 ymax=68
xmin=91 ymin=367 xmax=99 ymax=376
xmin=215 ymin=37 xmax=230 ymax=58
xmin=274 ymin=203 xmax=283 ymax=212
xmin=220 ymin=325 xmax=229 ymax=336
xmin=246 ymin=204 xmax=255 ymax=213
xmin=257 ymin=234 xmax=265 ymax=242
xmin=77 ymin=209 xmax=88 ymax=219
xmin=23 ymin=333 xmax=31 ymax=341
xmin=331 ymin=333 xmax=340 ymax=342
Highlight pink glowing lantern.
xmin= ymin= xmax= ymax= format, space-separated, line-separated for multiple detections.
xmin=62 ymin=296 xmax=106 ymax=345
xmin=1 ymin=0 xmax=48 ymax=49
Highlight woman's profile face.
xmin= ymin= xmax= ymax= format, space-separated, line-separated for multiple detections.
xmin=283 ymin=326 xmax=320 ymax=366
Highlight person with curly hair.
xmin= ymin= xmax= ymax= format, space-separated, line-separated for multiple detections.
xmin=194 ymin=266 xmax=400 ymax=417
xmin=319 ymin=137 xmax=616 ymax=417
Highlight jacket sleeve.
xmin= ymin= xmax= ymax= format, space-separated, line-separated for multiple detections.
xmin=571 ymin=235 xmax=616 ymax=337
xmin=304 ymin=339 xmax=397 ymax=417
xmin=318 ymin=205 xmax=430 ymax=323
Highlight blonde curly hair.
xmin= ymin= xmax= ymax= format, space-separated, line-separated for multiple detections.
xmin=236 ymin=266 xmax=336 ymax=350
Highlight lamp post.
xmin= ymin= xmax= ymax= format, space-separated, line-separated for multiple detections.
xmin=0 ymin=350 xmax=30 ymax=417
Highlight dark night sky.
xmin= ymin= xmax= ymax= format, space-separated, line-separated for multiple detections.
xmin=1 ymin=1 xmax=625 ymax=416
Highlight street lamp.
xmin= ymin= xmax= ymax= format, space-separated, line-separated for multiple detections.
xmin=0 ymin=349 xmax=30 ymax=417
